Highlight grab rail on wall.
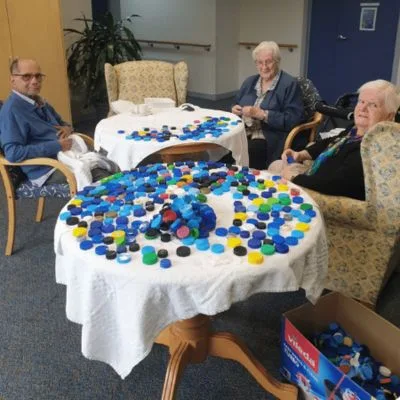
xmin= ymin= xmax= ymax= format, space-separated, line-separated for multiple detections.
xmin=137 ymin=39 xmax=211 ymax=51
xmin=239 ymin=42 xmax=298 ymax=52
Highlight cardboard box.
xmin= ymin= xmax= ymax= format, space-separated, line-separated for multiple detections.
xmin=280 ymin=292 xmax=400 ymax=400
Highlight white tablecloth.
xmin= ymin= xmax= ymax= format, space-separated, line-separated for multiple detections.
xmin=55 ymin=166 xmax=328 ymax=379
xmin=94 ymin=107 xmax=249 ymax=170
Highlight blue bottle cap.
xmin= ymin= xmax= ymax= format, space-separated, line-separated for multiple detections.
xmin=239 ymin=230 xmax=250 ymax=239
xmin=215 ymin=227 xmax=228 ymax=237
xmin=248 ymin=238 xmax=261 ymax=249
xmin=95 ymin=245 xmax=108 ymax=255
xmin=117 ymin=254 xmax=132 ymax=264
xmin=252 ymin=230 xmax=266 ymax=240
xmin=292 ymin=196 xmax=304 ymax=204
xmin=275 ymin=243 xmax=289 ymax=253
xmin=141 ymin=245 xmax=155 ymax=255
xmin=285 ymin=236 xmax=299 ymax=246
xmin=80 ymin=240 xmax=93 ymax=250
xmin=272 ymin=234 xmax=285 ymax=245
xmin=160 ymin=258 xmax=172 ymax=268
xmin=211 ymin=243 xmax=225 ymax=254
xmin=59 ymin=211 xmax=71 ymax=221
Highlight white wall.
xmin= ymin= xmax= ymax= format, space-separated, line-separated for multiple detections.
xmin=215 ymin=0 xmax=240 ymax=96
xmin=238 ymin=0 xmax=305 ymax=85
xmin=119 ymin=0 xmax=306 ymax=97
xmin=60 ymin=0 xmax=92 ymax=50
xmin=121 ymin=0 xmax=217 ymax=95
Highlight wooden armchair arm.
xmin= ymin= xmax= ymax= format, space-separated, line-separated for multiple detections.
xmin=74 ymin=132 xmax=94 ymax=149
xmin=284 ymin=112 xmax=323 ymax=150
xmin=0 ymin=154 xmax=77 ymax=196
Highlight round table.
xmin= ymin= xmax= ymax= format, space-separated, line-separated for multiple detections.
xmin=55 ymin=161 xmax=328 ymax=399
xmin=94 ymin=107 xmax=249 ymax=170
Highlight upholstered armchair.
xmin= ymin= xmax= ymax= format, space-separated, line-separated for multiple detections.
xmin=284 ymin=77 xmax=323 ymax=151
xmin=104 ymin=60 xmax=189 ymax=116
xmin=304 ymin=121 xmax=400 ymax=307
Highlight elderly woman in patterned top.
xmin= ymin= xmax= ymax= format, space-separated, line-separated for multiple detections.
xmin=231 ymin=41 xmax=305 ymax=170
xmin=275 ymin=79 xmax=400 ymax=200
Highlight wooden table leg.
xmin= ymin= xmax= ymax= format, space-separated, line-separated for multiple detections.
xmin=155 ymin=315 xmax=298 ymax=400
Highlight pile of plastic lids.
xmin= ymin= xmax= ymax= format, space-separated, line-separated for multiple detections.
xmin=59 ymin=160 xmax=318 ymax=268
xmin=313 ymin=322 xmax=400 ymax=399
xmin=116 ymin=115 xmax=241 ymax=142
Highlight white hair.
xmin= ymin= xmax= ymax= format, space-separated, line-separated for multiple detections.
xmin=252 ymin=41 xmax=281 ymax=65
xmin=358 ymin=79 xmax=400 ymax=114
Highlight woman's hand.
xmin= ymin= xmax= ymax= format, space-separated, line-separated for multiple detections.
xmin=231 ymin=105 xmax=243 ymax=116
xmin=281 ymin=149 xmax=312 ymax=163
xmin=242 ymin=106 xmax=266 ymax=120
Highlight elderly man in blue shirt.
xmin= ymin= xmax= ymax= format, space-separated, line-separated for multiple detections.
xmin=0 ymin=58 xmax=110 ymax=187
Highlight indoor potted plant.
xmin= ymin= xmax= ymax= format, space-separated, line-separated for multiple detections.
xmin=65 ymin=12 xmax=142 ymax=111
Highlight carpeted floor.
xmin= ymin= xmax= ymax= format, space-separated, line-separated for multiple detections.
xmin=0 ymin=96 xmax=399 ymax=399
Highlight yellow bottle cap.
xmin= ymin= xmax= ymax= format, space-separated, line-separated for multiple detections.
xmin=252 ymin=198 xmax=264 ymax=206
xmin=111 ymin=230 xmax=126 ymax=239
xmin=248 ymin=252 xmax=264 ymax=265
xmin=295 ymin=222 xmax=310 ymax=232
xmin=70 ymin=199 xmax=83 ymax=206
xmin=233 ymin=212 xmax=247 ymax=221
xmin=265 ymin=180 xmax=275 ymax=188
xmin=72 ymin=227 xmax=87 ymax=238
xmin=227 ymin=237 xmax=242 ymax=248
xmin=277 ymin=184 xmax=289 ymax=192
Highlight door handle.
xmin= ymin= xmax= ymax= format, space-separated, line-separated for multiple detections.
xmin=337 ymin=34 xmax=347 ymax=40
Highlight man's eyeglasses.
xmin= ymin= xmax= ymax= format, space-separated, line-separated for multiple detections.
xmin=12 ymin=73 xmax=46 ymax=82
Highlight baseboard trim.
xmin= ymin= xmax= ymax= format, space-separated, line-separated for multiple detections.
xmin=188 ymin=90 xmax=237 ymax=101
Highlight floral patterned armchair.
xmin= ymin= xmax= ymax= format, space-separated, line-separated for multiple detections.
xmin=304 ymin=121 xmax=400 ymax=307
xmin=104 ymin=60 xmax=189 ymax=116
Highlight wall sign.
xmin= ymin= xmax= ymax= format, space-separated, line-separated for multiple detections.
xmin=360 ymin=6 xmax=378 ymax=31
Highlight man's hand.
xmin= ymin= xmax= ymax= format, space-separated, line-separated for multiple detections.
xmin=56 ymin=125 xmax=73 ymax=140
xmin=242 ymin=106 xmax=265 ymax=120
xmin=231 ymin=104 xmax=243 ymax=116
xmin=59 ymin=138 xmax=73 ymax=151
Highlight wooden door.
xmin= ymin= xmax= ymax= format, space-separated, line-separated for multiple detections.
xmin=0 ymin=0 xmax=13 ymax=101
xmin=6 ymin=0 xmax=71 ymax=121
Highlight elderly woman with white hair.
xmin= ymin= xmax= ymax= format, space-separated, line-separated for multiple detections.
xmin=277 ymin=79 xmax=400 ymax=200
xmin=231 ymin=41 xmax=305 ymax=169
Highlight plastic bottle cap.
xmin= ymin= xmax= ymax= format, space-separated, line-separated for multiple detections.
xmin=233 ymin=246 xmax=247 ymax=256
xmin=211 ymin=243 xmax=225 ymax=254
xmin=260 ymin=244 xmax=275 ymax=255
xmin=227 ymin=237 xmax=242 ymax=248
xmin=248 ymin=251 xmax=264 ymax=265
xmin=160 ymin=258 xmax=172 ymax=269
xmin=117 ymin=254 xmax=132 ymax=264
xmin=176 ymin=246 xmax=191 ymax=257
xmin=143 ymin=252 xmax=158 ymax=265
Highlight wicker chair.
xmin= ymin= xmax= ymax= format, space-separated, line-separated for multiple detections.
xmin=104 ymin=60 xmax=188 ymax=116
xmin=304 ymin=121 xmax=400 ymax=307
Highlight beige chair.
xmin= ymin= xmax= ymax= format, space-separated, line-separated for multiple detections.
xmin=0 ymin=134 xmax=93 ymax=256
xmin=303 ymin=121 xmax=400 ymax=307
xmin=104 ymin=60 xmax=188 ymax=116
